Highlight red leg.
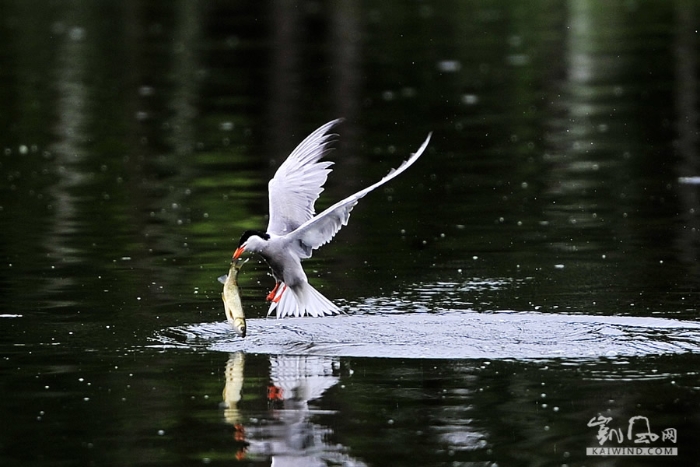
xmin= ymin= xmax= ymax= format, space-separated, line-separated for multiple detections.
xmin=266 ymin=282 xmax=281 ymax=301
xmin=272 ymin=284 xmax=287 ymax=303
xmin=267 ymin=385 xmax=284 ymax=400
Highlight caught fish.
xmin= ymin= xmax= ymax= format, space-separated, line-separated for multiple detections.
xmin=218 ymin=258 xmax=248 ymax=337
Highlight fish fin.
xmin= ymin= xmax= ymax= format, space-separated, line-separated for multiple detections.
xmin=221 ymin=293 xmax=231 ymax=323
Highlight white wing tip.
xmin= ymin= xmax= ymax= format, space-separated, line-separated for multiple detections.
xmin=414 ymin=132 xmax=432 ymax=157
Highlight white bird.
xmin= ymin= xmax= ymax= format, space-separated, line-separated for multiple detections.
xmin=233 ymin=119 xmax=432 ymax=318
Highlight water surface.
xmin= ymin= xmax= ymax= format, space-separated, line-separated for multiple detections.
xmin=1 ymin=1 xmax=700 ymax=466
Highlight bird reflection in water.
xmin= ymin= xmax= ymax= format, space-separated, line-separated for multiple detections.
xmin=221 ymin=352 xmax=366 ymax=465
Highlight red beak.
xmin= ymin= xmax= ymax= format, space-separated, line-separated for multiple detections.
xmin=233 ymin=246 xmax=245 ymax=260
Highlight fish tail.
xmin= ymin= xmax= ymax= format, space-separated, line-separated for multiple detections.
xmin=233 ymin=257 xmax=249 ymax=272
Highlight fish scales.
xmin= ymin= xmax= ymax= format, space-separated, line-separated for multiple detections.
xmin=219 ymin=258 xmax=247 ymax=337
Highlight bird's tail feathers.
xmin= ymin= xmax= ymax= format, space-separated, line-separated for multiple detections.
xmin=267 ymin=284 xmax=295 ymax=318
xmin=267 ymin=282 xmax=339 ymax=318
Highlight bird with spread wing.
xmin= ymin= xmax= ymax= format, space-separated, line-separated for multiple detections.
xmin=233 ymin=119 xmax=432 ymax=318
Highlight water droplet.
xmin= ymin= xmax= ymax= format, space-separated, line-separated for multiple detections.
xmin=69 ymin=27 xmax=85 ymax=41
xmin=436 ymin=60 xmax=461 ymax=72
xmin=461 ymin=94 xmax=478 ymax=105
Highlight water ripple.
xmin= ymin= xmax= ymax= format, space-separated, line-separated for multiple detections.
xmin=152 ymin=309 xmax=700 ymax=361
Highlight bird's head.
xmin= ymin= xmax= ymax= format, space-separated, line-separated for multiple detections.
xmin=233 ymin=230 xmax=270 ymax=259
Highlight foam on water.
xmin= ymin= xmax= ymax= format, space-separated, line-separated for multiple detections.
xmin=153 ymin=310 xmax=700 ymax=360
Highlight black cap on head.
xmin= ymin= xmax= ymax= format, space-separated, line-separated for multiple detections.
xmin=237 ymin=230 xmax=270 ymax=246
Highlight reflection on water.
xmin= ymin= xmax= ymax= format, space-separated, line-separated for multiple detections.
xmin=207 ymin=347 xmax=698 ymax=466
xmin=543 ymin=1 xmax=649 ymax=262
xmin=2 ymin=1 xmax=700 ymax=466
xmin=42 ymin=9 xmax=91 ymax=306
xmin=221 ymin=352 xmax=365 ymax=465
xmin=344 ymin=276 xmax=529 ymax=314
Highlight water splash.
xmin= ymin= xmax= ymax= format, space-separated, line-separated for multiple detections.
xmin=152 ymin=309 xmax=700 ymax=361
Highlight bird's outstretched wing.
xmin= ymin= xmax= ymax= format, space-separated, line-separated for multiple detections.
xmin=287 ymin=132 xmax=432 ymax=258
xmin=267 ymin=119 xmax=344 ymax=236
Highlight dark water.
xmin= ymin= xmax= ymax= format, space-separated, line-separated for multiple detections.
xmin=2 ymin=1 xmax=700 ymax=466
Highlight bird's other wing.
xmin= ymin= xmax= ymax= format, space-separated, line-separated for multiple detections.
xmin=267 ymin=119 xmax=344 ymax=236
xmin=287 ymin=132 xmax=432 ymax=258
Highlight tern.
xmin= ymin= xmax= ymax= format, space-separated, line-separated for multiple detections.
xmin=233 ymin=119 xmax=432 ymax=318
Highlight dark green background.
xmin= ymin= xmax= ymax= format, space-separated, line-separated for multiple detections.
xmin=1 ymin=1 xmax=699 ymax=466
